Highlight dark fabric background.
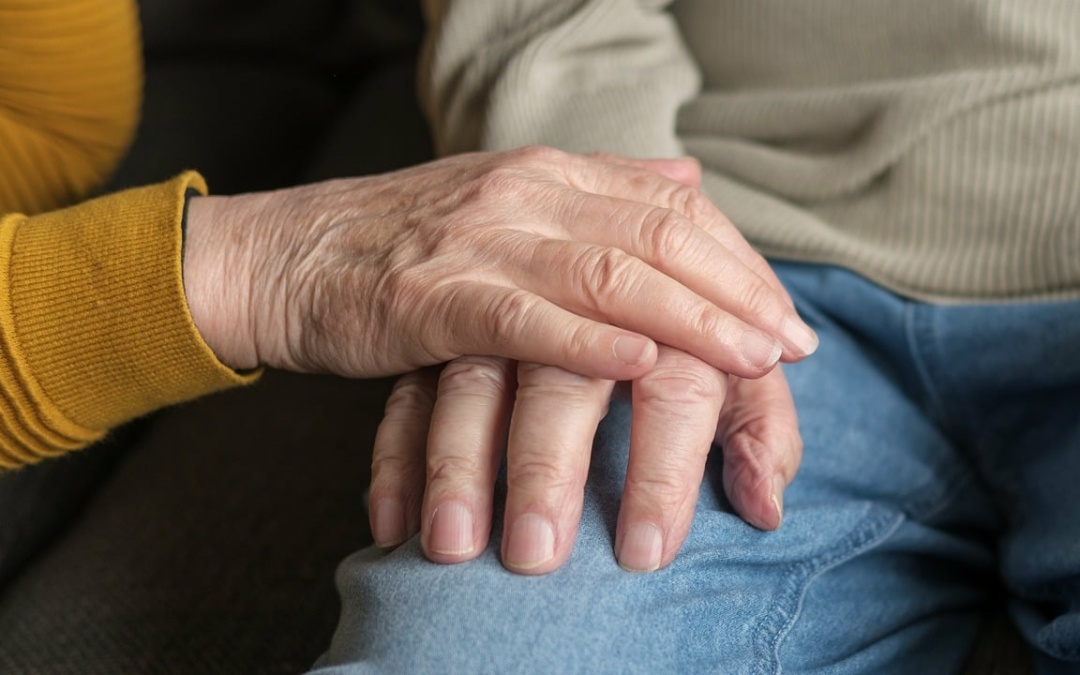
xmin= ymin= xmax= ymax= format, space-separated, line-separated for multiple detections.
xmin=0 ymin=1 xmax=428 ymax=672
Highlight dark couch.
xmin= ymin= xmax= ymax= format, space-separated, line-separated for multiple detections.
xmin=0 ymin=1 xmax=1035 ymax=673
xmin=0 ymin=2 xmax=427 ymax=672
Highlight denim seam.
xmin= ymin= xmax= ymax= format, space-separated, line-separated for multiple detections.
xmin=749 ymin=506 xmax=906 ymax=675
xmin=748 ymin=460 xmax=980 ymax=674
xmin=902 ymin=303 xmax=951 ymax=429
xmin=899 ymin=303 xmax=982 ymax=523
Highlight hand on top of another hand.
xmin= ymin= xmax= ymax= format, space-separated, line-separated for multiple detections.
xmin=181 ymin=146 xmax=817 ymax=381
xmin=338 ymin=147 xmax=810 ymax=576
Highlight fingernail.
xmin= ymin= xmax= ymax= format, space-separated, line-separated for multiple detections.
xmin=617 ymin=522 xmax=663 ymax=572
xmin=504 ymin=513 xmax=555 ymax=570
xmin=372 ymin=498 xmax=406 ymax=548
xmin=429 ymin=501 xmax=475 ymax=556
xmin=772 ymin=474 xmax=786 ymax=525
xmin=613 ymin=335 xmax=652 ymax=366
xmin=741 ymin=330 xmax=782 ymax=369
xmin=780 ymin=316 xmax=819 ymax=357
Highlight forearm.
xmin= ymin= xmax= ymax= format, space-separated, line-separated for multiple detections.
xmin=421 ymin=0 xmax=701 ymax=157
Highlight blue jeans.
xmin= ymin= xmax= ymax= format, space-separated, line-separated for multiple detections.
xmin=310 ymin=263 xmax=1080 ymax=674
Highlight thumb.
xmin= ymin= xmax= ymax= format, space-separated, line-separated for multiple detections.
xmin=716 ymin=368 xmax=802 ymax=531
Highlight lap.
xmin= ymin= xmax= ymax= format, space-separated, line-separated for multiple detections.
xmin=313 ymin=264 xmax=1080 ymax=675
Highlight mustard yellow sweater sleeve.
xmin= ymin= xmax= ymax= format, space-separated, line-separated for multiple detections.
xmin=0 ymin=0 xmax=142 ymax=215
xmin=0 ymin=174 xmax=259 ymax=469
xmin=0 ymin=2 xmax=258 ymax=469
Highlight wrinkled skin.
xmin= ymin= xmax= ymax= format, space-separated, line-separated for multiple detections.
xmin=182 ymin=146 xmax=815 ymax=574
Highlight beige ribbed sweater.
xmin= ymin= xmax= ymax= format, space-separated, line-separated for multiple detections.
xmin=422 ymin=0 xmax=1080 ymax=302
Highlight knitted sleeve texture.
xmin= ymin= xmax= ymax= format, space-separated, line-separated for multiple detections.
xmin=420 ymin=0 xmax=700 ymax=158
xmin=0 ymin=173 xmax=258 ymax=468
xmin=0 ymin=0 xmax=142 ymax=215
xmin=0 ymin=0 xmax=258 ymax=468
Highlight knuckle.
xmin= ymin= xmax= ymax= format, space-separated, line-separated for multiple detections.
xmin=624 ymin=468 xmax=692 ymax=510
xmin=554 ymin=321 xmax=592 ymax=365
xmin=638 ymin=362 xmax=723 ymax=409
xmin=414 ymin=283 xmax=473 ymax=363
xmin=559 ymin=320 xmax=608 ymax=367
xmin=646 ymin=207 xmax=697 ymax=259
xmin=474 ymin=170 xmax=519 ymax=202
xmin=427 ymin=453 xmax=484 ymax=485
xmin=466 ymin=147 xmax=564 ymax=202
xmin=578 ymin=246 xmax=640 ymax=312
xmin=517 ymin=361 xmax=613 ymax=402
xmin=485 ymin=290 xmax=536 ymax=347
xmin=685 ymin=302 xmax=724 ymax=343
xmin=508 ymin=144 xmax=564 ymax=166
xmin=722 ymin=438 xmax=771 ymax=490
xmin=508 ymin=456 xmax=577 ymax=495
xmin=737 ymin=277 xmax=785 ymax=324
xmin=380 ymin=263 xmax=430 ymax=320
xmin=370 ymin=448 xmax=418 ymax=487
xmin=383 ymin=375 xmax=438 ymax=419
xmin=707 ymin=262 xmax=785 ymax=328
xmin=668 ymin=184 xmax=712 ymax=223
xmin=462 ymin=164 xmax=528 ymax=206
xmin=438 ymin=357 xmax=513 ymax=398
xmin=517 ymin=360 xmax=584 ymax=385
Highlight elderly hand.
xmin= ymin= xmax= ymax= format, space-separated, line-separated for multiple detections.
xmin=369 ymin=355 xmax=801 ymax=574
xmin=363 ymin=153 xmax=808 ymax=574
xmin=181 ymin=147 xmax=817 ymax=380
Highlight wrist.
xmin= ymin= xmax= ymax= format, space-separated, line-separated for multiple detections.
xmin=182 ymin=194 xmax=259 ymax=371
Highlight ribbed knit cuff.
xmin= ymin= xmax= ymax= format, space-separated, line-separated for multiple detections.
xmin=0 ymin=172 xmax=259 ymax=466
